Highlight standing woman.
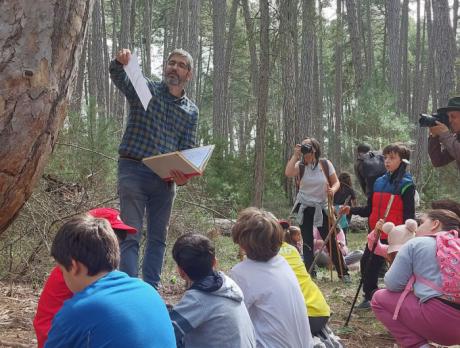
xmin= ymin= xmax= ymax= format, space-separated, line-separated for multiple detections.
xmin=285 ymin=137 xmax=350 ymax=281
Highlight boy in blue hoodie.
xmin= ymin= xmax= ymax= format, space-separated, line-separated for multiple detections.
xmin=169 ymin=233 xmax=255 ymax=348
xmin=45 ymin=214 xmax=175 ymax=348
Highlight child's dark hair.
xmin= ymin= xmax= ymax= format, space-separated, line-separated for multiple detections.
xmin=338 ymin=172 xmax=353 ymax=188
xmin=382 ymin=143 xmax=410 ymax=161
xmin=426 ymin=209 xmax=460 ymax=231
xmin=172 ymin=233 xmax=215 ymax=281
xmin=51 ymin=215 xmax=120 ymax=276
xmin=357 ymin=143 xmax=371 ymax=154
xmin=232 ymin=207 xmax=284 ymax=261
xmin=431 ymin=199 xmax=460 ymax=218
xmin=383 ymin=143 xmax=411 ymax=183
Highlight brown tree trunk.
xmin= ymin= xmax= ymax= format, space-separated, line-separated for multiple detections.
xmin=0 ymin=0 xmax=94 ymax=234
xmin=399 ymin=0 xmax=409 ymax=115
xmin=252 ymin=0 xmax=270 ymax=207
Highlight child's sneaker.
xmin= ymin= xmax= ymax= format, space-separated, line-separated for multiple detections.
xmin=356 ymin=299 xmax=371 ymax=310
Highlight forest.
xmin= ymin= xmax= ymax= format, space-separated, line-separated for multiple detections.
xmin=1 ymin=0 xmax=460 ymax=347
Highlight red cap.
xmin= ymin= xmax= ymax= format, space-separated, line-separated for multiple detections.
xmin=88 ymin=208 xmax=137 ymax=234
xmin=278 ymin=219 xmax=290 ymax=229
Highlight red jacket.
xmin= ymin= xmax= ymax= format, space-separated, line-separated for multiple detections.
xmin=369 ymin=172 xmax=414 ymax=239
xmin=33 ymin=267 xmax=73 ymax=348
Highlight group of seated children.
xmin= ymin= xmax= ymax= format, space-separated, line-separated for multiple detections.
xmin=36 ymin=206 xmax=342 ymax=348
xmin=34 ymin=195 xmax=460 ymax=348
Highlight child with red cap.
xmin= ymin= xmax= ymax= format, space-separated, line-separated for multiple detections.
xmin=33 ymin=208 xmax=136 ymax=348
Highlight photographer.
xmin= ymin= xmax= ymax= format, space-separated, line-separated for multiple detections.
xmin=427 ymin=97 xmax=460 ymax=170
xmin=285 ymin=138 xmax=350 ymax=282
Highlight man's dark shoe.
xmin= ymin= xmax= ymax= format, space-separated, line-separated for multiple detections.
xmin=356 ymin=299 xmax=371 ymax=310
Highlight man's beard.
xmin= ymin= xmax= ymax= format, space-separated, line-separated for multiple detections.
xmin=164 ymin=72 xmax=184 ymax=86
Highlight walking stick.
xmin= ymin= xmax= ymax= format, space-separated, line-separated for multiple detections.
xmin=308 ymin=196 xmax=351 ymax=274
xmin=344 ymin=194 xmax=395 ymax=327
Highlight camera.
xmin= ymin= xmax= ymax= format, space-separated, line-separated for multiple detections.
xmin=301 ymin=143 xmax=313 ymax=154
xmin=419 ymin=112 xmax=449 ymax=128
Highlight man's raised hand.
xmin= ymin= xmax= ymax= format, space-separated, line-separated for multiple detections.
xmin=116 ymin=48 xmax=131 ymax=65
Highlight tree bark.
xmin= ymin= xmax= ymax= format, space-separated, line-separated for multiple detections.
xmin=280 ymin=0 xmax=298 ymax=201
xmin=432 ymin=0 xmax=456 ymax=107
xmin=386 ymin=0 xmax=400 ymax=103
xmin=212 ymin=0 xmax=226 ymax=140
xmin=345 ymin=0 xmax=365 ymax=88
xmin=333 ymin=0 xmax=343 ymax=170
xmin=0 ymin=0 xmax=94 ymax=234
xmin=252 ymin=0 xmax=270 ymax=207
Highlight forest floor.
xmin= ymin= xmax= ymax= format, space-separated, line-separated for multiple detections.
xmin=0 ymin=231 xmax=458 ymax=348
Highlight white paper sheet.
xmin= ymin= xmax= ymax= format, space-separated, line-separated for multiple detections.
xmin=123 ymin=51 xmax=152 ymax=111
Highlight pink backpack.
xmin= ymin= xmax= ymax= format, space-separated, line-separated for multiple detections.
xmin=393 ymin=230 xmax=460 ymax=319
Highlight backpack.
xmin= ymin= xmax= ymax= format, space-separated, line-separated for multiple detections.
xmin=393 ymin=230 xmax=460 ymax=319
xmin=356 ymin=151 xmax=386 ymax=194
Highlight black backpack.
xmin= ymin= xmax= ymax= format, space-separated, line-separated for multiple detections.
xmin=355 ymin=151 xmax=386 ymax=195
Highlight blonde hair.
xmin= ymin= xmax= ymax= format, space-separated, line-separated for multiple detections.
xmin=232 ymin=207 xmax=284 ymax=261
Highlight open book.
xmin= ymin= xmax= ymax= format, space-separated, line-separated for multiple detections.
xmin=142 ymin=145 xmax=215 ymax=180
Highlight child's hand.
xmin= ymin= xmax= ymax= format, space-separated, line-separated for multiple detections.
xmin=375 ymin=219 xmax=384 ymax=231
xmin=339 ymin=205 xmax=351 ymax=215
xmin=367 ymin=231 xmax=388 ymax=257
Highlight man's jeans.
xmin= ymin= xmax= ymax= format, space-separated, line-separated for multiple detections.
xmin=118 ymin=158 xmax=176 ymax=288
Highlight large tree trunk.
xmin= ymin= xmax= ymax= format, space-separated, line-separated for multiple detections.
xmin=252 ymin=0 xmax=270 ymax=207
xmin=0 ymin=0 xmax=94 ymax=234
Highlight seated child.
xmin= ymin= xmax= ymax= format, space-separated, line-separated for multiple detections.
xmin=169 ymin=233 xmax=255 ymax=348
xmin=278 ymin=221 xmax=331 ymax=336
xmin=230 ymin=207 xmax=313 ymax=348
xmin=44 ymin=214 xmax=175 ymax=347
xmin=34 ymin=208 xmax=137 ymax=348
xmin=371 ymin=209 xmax=460 ymax=348
xmin=313 ymin=227 xmax=363 ymax=268
xmin=279 ymin=220 xmax=303 ymax=255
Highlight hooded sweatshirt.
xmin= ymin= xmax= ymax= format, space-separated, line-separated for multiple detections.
xmin=170 ymin=271 xmax=255 ymax=348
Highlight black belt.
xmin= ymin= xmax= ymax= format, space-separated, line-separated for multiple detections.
xmin=119 ymin=156 xmax=142 ymax=162
xmin=438 ymin=297 xmax=460 ymax=310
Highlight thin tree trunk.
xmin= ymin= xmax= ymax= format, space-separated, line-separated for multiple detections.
xmin=432 ymin=0 xmax=456 ymax=107
xmin=280 ymin=0 xmax=298 ymax=201
xmin=345 ymin=0 xmax=365 ymax=88
xmin=333 ymin=0 xmax=343 ymax=170
xmin=252 ymin=0 xmax=270 ymax=207
xmin=212 ymin=0 xmax=226 ymax=141
xmin=386 ymin=0 xmax=401 ymax=103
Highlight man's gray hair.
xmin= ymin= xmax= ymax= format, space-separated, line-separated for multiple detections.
xmin=167 ymin=49 xmax=193 ymax=71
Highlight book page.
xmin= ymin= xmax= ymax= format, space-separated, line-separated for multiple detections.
xmin=181 ymin=145 xmax=215 ymax=170
xmin=123 ymin=51 xmax=152 ymax=111
xmin=142 ymin=152 xmax=197 ymax=179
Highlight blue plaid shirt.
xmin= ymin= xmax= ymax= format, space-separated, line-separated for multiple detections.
xmin=109 ymin=60 xmax=198 ymax=159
